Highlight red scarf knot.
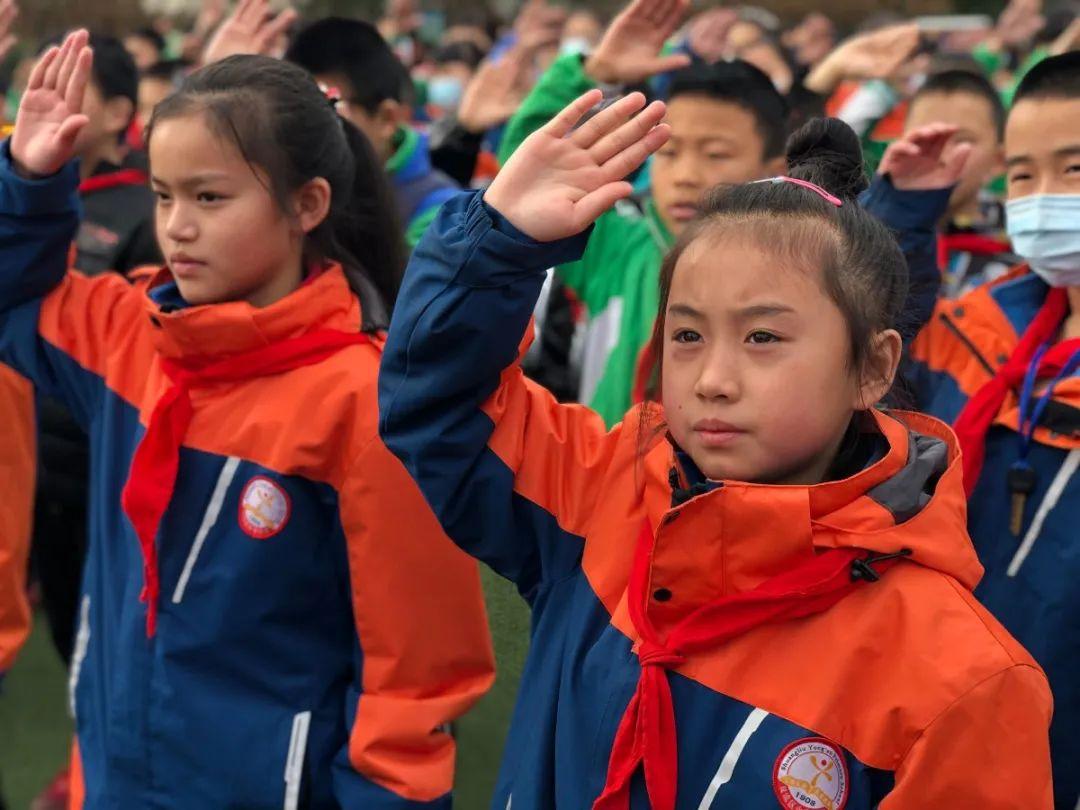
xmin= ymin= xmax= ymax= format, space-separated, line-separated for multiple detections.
xmin=637 ymin=640 xmax=685 ymax=669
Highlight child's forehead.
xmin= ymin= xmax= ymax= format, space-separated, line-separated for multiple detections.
xmin=908 ymin=91 xmax=996 ymax=129
xmin=1006 ymin=96 xmax=1080 ymax=153
xmin=674 ymin=226 xmax=828 ymax=301
xmin=666 ymin=95 xmax=759 ymax=137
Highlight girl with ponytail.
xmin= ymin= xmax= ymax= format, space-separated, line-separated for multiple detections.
xmin=0 ymin=33 xmax=492 ymax=807
xmin=379 ymin=89 xmax=1054 ymax=808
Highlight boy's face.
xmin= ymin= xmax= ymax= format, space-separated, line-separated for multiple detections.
xmin=1005 ymin=97 xmax=1080 ymax=200
xmin=72 ymin=82 xmax=133 ymax=158
xmin=650 ymin=95 xmax=784 ymax=236
xmin=314 ymin=73 xmax=404 ymax=164
xmin=139 ymin=76 xmax=174 ymax=126
xmin=906 ymin=91 xmax=1003 ymax=218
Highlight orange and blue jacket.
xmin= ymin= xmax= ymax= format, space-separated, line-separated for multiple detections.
xmin=910 ymin=267 xmax=1080 ymax=809
xmin=379 ymin=191 xmax=1054 ymax=809
xmin=0 ymin=144 xmax=494 ymax=808
xmin=0 ymin=363 xmax=33 ymax=682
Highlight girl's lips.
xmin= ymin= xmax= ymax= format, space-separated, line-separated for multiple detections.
xmin=694 ymin=428 xmax=745 ymax=448
xmin=692 ymin=419 xmax=746 ymax=448
xmin=170 ymin=259 xmax=206 ymax=278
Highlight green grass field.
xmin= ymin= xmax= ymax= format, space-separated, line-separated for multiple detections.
xmin=0 ymin=567 xmax=529 ymax=809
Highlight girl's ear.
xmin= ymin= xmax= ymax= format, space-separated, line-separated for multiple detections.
xmin=855 ymin=328 xmax=902 ymax=409
xmin=292 ymin=177 xmax=332 ymax=235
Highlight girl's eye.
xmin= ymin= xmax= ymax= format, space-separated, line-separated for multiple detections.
xmin=197 ymin=191 xmax=224 ymax=203
xmin=1066 ymin=164 xmax=1080 ymax=175
xmin=1009 ymin=171 xmax=1032 ymax=183
xmin=746 ymin=330 xmax=780 ymax=345
xmin=154 ymin=191 xmax=171 ymax=202
xmin=707 ymin=154 xmax=732 ymax=161
xmin=673 ymin=329 xmax=702 ymax=344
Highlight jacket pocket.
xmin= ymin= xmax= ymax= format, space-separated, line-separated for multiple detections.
xmin=68 ymin=595 xmax=90 ymax=718
xmin=172 ymin=457 xmax=241 ymax=604
xmin=283 ymin=710 xmax=311 ymax=810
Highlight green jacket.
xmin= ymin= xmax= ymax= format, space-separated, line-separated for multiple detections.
xmin=500 ymin=54 xmax=675 ymax=427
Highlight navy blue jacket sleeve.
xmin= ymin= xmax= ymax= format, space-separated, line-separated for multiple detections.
xmin=379 ymin=190 xmax=618 ymax=601
xmin=0 ymin=140 xmax=80 ymax=313
xmin=860 ymin=174 xmax=951 ymax=343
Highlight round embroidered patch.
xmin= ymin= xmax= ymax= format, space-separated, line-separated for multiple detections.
xmin=773 ymin=737 xmax=849 ymax=810
xmin=238 ymin=476 xmax=291 ymax=539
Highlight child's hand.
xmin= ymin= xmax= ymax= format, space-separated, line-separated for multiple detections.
xmin=584 ymin=0 xmax=692 ymax=85
xmin=202 ymin=0 xmax=298 ymax=65
xmin=484 ymin=90 xmax=670 ymax=242
xmin=878 ymin=124 xmax=972 ymax=191
xmin=804 ymin=23 xmax=919 ymax=95
xmin=10 ymin=30 xmax=92 ymax=180
xmin=458 ymin=50 xmax=531 ymax=134
xmin=687 ymin=7 xmax=738 ymax=64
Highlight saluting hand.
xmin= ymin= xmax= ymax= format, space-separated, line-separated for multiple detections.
xmin=484 ymin=90 xmax=670 ymax=242
xmin=11 ymin=29 xmax=92 ymax=179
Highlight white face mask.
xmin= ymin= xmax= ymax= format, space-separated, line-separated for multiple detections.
xmin=560 ymin=36 xmax=592 ymax=57
xmin=1006 ymin=194 xmax=1080 ymax=287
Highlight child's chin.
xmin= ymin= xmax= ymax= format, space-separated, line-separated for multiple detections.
xmin=174 ymin=280 xmax=221 ymax=307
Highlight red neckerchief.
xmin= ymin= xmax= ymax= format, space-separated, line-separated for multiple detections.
xmin=936 ymin=232 xmax=1012 ymax=270
xmin=121 ymin=329 xmax=369 ymax=636
xmin=592 ymin=519 xmax=903 ymax=810
xmin=78 ymin=168 xmax=149 ymax=195
xmin=952 ymin=287 xmax=1079 ymax=496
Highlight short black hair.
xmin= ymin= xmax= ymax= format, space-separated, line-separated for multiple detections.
xmin=128 ymin=27 xmax=166 ymax=55
xmin=913 ymin=69 xmax=1005 ymax=139
xmin=1013 ymin=51 xmax=1080 ymax=106
xmin=666 ymin=60 xmax=788 ymax=159
xmin=42 ymin=33 xmax=138 ymax=107
xmin=141 ymin=59 xmax=191 ymax=83
xmin=285 ymin=17 xmax=411 ymax=112
xmin=432 ymin=41 xmax=484 ymax=69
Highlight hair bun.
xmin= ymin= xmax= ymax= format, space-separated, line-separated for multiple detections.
xmin=785 ymin=117 xmax=868 ymax=201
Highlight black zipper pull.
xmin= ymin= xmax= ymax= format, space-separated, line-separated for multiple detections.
xmin=850 ymin=549 xmax=913 ymax=583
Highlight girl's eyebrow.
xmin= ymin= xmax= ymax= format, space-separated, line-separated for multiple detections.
xmin=736 ymin=303 xmax=796 ymax=318
xmin=150 ymin=172 xmax=232 ymax=189
xmin=668 ymin=302 xmax=705 ymax=319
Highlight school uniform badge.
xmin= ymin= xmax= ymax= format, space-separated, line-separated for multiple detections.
xmin=772 ymin=737 xmax=849 ymax=810
xmin=238 ymin=476 xmax=292 ymax=539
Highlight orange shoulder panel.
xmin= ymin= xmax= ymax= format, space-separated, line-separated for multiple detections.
xmin=37 ymin=271 xmax=158 ymax=409
xmin=0 ymin=364 xmax=33 ymax=673
xmin=338 ymin=431 xmax=494 ymax=801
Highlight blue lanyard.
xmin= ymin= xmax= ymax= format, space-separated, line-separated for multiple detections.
xmin=1016 ymin=343 xmax=1080 ymax=462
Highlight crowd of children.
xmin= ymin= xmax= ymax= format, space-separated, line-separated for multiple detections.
xmin=1 ymin=0 xmax=1079 ymax=807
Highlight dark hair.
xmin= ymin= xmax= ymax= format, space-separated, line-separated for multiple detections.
xmin=913 ymin=69 xmax=1005 ymax=139
xmin=666 ymin=61 xmax=788 ymax=159
xmin=43 ymin=33 xmax=138 ymax=108
xmin=128 ymin=27 xmax=166 ymax=56
xmin=147 ymin=55 xmax=406 ymax=322
xmin=645 ymin=118 xmax=908 ymax=405
xmin=285 ymin=17 xmax=411 ymax=113
xmin=141 ymin=58 xmax=191 ymax=83
xmin=432 ymin=41 xmax=485 ymax=69
xmin=1013 ymin=51 xmax=1080 ymax=106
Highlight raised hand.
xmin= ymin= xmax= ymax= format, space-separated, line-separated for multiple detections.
xmin=805 ymin=23 xmax=919 ymax=95
xmin=11 ymin=30 xmax=92 ymax=179
xmin=457 ymin=49 xmax=531 ymax=134
xmin=584 ymin=0 xmax=692 ymax=85
xmin=878 ymin=124 xmax=972 ymax=191
xmin=997 ymin=0 xmax=1045 ymax=49
xmin=484 ymin=90 xmax=670 ymax=242
xmin=201 ymin=0 xmax=298 ymax=65
xmin=0 ymin=0 xmax=18 ymax=65
xmin=687 ymin=7 xmax=738 ymax=64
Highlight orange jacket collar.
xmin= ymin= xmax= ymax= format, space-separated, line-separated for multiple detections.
xmin=634 ymin=409 xmax=981 ymax=622
xmin=141 ymin=264 xmax=363 ymax=363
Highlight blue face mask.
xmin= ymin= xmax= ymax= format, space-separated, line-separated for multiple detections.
xmin=1006 ymin=193 xmax=1080 ymax=287
xmin=427 ymin=76 xmax=464 ymax=109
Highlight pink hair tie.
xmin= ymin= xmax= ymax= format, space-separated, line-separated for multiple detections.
xmin=753 ymin=175 xmax=843 ymax=207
